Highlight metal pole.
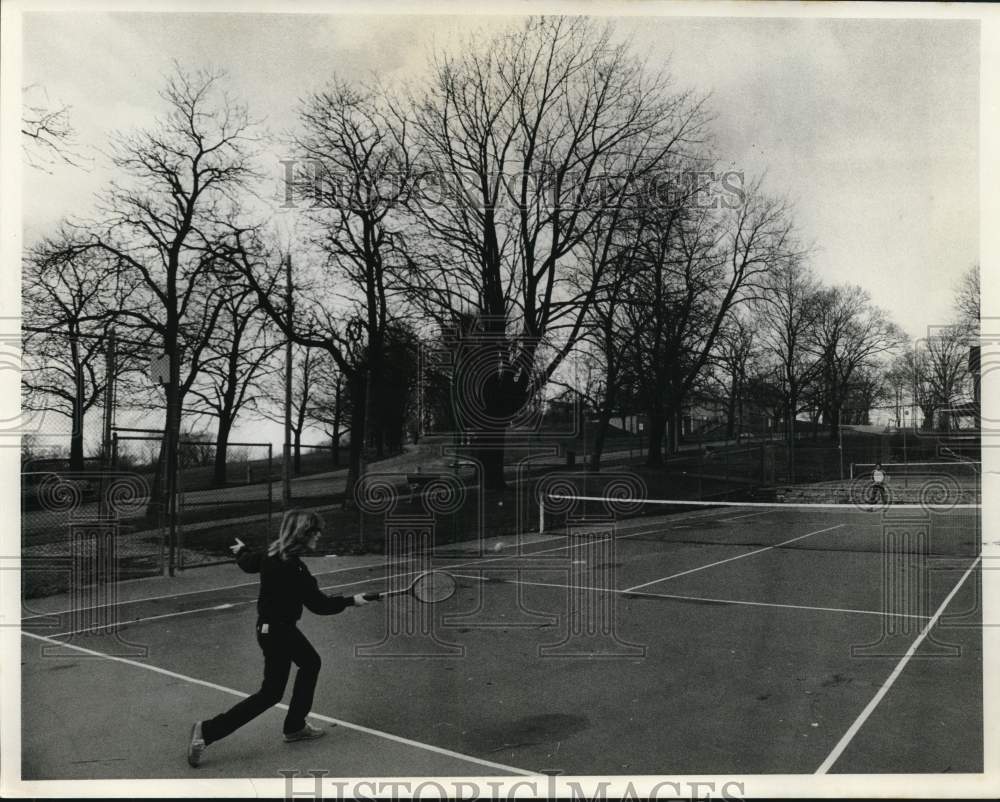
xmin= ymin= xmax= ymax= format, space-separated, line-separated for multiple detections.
xmin=166 ymin=355 xmax=178 ymax=577
xmin=102 ymin=329 xmax=116 ymax=467
xmin=100 ymin=329 xmax=116 ymax=518
xmin=283 ymin=255 xmax=293 ymax=508
xmin=788 ymin=394 xmax=795 ymax=484
xmin=838 ymin=413 xmax=844 ymax=480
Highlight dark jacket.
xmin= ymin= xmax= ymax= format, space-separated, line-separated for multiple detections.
xmin=236 ymin=547 xmax=354 ymax=625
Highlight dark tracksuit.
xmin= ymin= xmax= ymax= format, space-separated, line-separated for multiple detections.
xmin=201 ymin=548 xmax=356 ymax=744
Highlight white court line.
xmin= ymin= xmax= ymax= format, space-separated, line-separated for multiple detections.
xmin=19 ymin=521 xmax=677 ymax=626
xmin=28 ymin=537 xmax=604 ymax=639
xmin=21 ymin=631 xmax=532 ymax=777
xmin=20 ymin=535 xmax=571 ymax=624
xmin=20 ymin=522 xmax=777 ymax=638
xmin=721 ymin=510 xmax=771 ymax=521
xmin=449 ymin=573 xmax=931 ymax=621
xmin=43 ymin=603 xmax=241 ymax=640
xmin=32 ymin=572 xmax=412 ymax=640
xmin=20 ymin=557 xmax=414 ymax=623
xmin=815 ymin=555 xmax=982 ymax=774
xmin=623 ymin=524 xmax=845 ymax=593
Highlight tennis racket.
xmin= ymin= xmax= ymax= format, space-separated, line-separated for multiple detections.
xmin=377 ymin=570 xmax=457 ymax=604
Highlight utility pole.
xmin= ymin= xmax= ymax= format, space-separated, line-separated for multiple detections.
xmin=165 ymin=346 xmax=179 ymax=577
xmin=102 ymin=329 xmax=116 ymax=468
xmin=838 ymin=410 xmax=844 ymax=480
xmin=100 ymin=329 xmax=116 ymax=518
xmin=283 ymin=254 xmax=293 ymax=509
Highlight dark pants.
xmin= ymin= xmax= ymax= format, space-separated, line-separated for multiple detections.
xmin=202 ymin=622 xmax=321 ymax=744
xmin=869 ymin=483 xmax=887 ymax=504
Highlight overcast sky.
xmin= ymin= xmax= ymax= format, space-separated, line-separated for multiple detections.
xmin=20 ymin=11 xmax=979 ymax=344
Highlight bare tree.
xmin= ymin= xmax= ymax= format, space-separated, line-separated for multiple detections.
xmin=307 ymin=353 xmax=350 ymax=467
xmin=185 ymin=288 xmax=281 ymax=485
xmin=954 ymin=264 xmax=980 ymax=335
xmin=570 ymin=212 xmax=648 ymax=470
xmin=21 ymin=84 xmax=91 ymax=171
xmin=953 ymin=263 xmax=981 ymax=409
xmin=22 ymin=238 xmax=140 ymax=469
xmin=55 ymin=66 xmax=260 ymax=515
xmin=897 ymin=326 xmax=971 ymax=431
xmin=238 ymin=80 xmax=417 ymax=491
xmin=841 ymin=364 xmax=889 ymax=426
xmin=625 ymin=182 xmax=796 ymax=463
xmin=806 ymin=285 xmax=904 ymax=440
xmin=752 ymin=258 xmax=823 ymax=476
xmin=254 ymin=342 xmax=331 ymax=475
xmin=226 ymin=230 xmax=398 ymax=502
xmin=711 ymin=312 xmax=760 ymax=441
xmin=403 ymin=17 xmax=709 ymax=486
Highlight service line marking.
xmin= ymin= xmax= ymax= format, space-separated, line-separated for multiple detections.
xmin=623 ymin=524 xmax=845 ymax=593
xmin=449 ymin=573 xmax=932 ymax=621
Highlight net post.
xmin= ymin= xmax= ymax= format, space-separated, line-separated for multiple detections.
xmin=539 ymin=496 xmax=545 ymax=534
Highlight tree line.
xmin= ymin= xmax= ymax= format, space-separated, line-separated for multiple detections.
xmin=22 ymin=18 xmax=979 ymax=497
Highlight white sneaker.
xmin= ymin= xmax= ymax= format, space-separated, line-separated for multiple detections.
xmin=187 ymin=721 xmax=206 ymax=767
xmin=283 ymin=722 xmax=327 ymax=742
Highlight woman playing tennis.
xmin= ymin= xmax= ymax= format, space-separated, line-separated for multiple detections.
xmin=187 ymin=509 xmax=379 ymax=767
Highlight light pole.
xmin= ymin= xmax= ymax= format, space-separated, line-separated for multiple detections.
xmin=838 ymin=414 xmax=844 ymax=480
xmin=902 ymin=408 xmax=909 ymax=465
xmin=283 ymin=254 xmax=293 ymax=509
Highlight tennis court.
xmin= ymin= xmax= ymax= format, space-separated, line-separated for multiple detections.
xmin=20 ymin=491 xmax=982 ymax=779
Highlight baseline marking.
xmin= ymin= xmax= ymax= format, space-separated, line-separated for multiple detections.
xmin=21 ymin=630 xmax=533 ymax=776
xmin=624 ymin=524 xmax=845 ymax=593
xmin=815 ymin=555 xmax=982 ymax=774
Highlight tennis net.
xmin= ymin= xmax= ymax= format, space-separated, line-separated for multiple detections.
xmin=536 ymin=492 xmax=982 ymax=558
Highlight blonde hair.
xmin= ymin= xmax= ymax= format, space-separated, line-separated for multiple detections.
xmin=268 ymin=509 xmax=325 ymax=559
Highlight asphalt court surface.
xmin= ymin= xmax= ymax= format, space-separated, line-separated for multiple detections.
xmin=20 ymin=504 xmax=983 ymax=778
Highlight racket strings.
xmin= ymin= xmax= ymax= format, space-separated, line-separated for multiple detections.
xmin=411 ymin=571 xmax=457 ymax=603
